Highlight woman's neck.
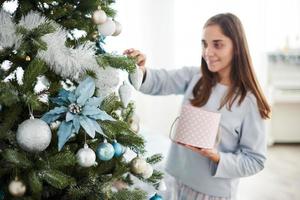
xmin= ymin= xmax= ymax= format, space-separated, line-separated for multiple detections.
xmin=217 ymin=67 xmax=231 ymax=86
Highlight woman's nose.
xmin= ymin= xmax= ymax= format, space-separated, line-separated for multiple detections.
xmin=204 ymin=46 xmax=214 ymax=57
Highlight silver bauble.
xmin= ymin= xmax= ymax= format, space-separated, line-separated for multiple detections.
xmin=92 ymin=9 xmax=107 ymax=24
xmin=16 ymin=118 xmax=52 ymax=153
xmin=112 ymin=20 xmax=122 ymax=36
xmin=8 ymin=179 xmax=26 ymax=197
xmin=130 ymin=157 xmax=148 ymax=175
xmin=97 ymin=17 xmax=116 ymax=36
xmin=141 ymin=163 xmax=153 ymax=179
xmin=76 ymin=144 xmax=96 ymax=167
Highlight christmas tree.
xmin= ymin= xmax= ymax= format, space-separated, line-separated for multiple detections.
xmin=0 ymin=1 xmax=164 ymax=199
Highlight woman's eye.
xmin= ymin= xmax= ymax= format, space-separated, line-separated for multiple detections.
xmin=214 ymin=43 xmax=223 ymax=49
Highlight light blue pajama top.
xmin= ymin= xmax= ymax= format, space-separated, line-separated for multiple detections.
xmin=138 ymin=67 xmax=267 ymax=199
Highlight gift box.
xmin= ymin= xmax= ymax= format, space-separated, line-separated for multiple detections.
xmin=170 ymin=104 xmax=221 ymax=149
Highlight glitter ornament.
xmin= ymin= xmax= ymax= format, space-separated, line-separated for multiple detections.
xmin=8 ymin=178 xmax=26 ymax=197
xmin=96 ymin=139 xmax=115 ymax=161
xmin=16 ymin=118 xmax=52 ymax=153
xmin=92 ymin=9 xmax=107 ymax=25
xmin=97 ymin=17 xmax=116 ymax=36
xmin=112 ymin=140 xmax=123 ymax=157
xmin=76 ymin=144 xmax=96 ymax=167
xmin=130 ymin=156 xmax=148 ymax=175
xmin=149 ymin=193 xmax=163 ymax=200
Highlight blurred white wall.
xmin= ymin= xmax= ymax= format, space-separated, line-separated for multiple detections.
xmin=106 ymin=0 xmax=300 ymax=136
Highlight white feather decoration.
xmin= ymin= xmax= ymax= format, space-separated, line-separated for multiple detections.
xmin=95 ymin=67 xmax=121 ymax=98
xmin=16 ymin=11 xmax=99 ymax=78
xmin=18 ymin=11 xmax=54 ymax=30
xmin=0 ymin=9 xmax=22 ymax=49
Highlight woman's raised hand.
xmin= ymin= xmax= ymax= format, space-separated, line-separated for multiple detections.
xmin=123 ymin=48 xmax=146 ymax=75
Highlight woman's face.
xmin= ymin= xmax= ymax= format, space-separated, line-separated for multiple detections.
xmin=202 ymin=24 xmax=234 ymax=76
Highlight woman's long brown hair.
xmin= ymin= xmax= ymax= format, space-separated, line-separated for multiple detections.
xmin=191 ymin=13 xmax=271 ymax=119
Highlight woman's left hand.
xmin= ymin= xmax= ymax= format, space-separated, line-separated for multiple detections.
xmin=180 ymin=143 xmax=220 ymax=163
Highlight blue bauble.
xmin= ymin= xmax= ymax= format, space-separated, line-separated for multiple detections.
xmin=96 ymin=140 xmax=115 ymax=161
xmin=149 ymin=193 xmax=163 ymax=200
xmin=112 ymin=140 xmax=123 ymax=157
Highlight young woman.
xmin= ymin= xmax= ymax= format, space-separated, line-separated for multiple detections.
xmin=124 ymin=13 xmax=271 ymax=200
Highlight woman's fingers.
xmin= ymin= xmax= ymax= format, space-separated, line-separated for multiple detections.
xmin=123 ymin=48 xmax=146 ymax=67
xmin=123 ymin=48 xmax=134 ymax=55
xmin=123 ymin=48 xmax=140 ymax=57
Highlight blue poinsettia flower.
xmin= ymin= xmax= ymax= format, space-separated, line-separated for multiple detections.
xmin=42 ymin=77 xmax=115 ymax=151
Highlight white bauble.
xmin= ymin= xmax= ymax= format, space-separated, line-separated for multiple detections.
xmin=8 ymin=179 xmax=26 ymax=197
xmin=130 ymin=114 xmax=140 ymax=133
xmin=158 ymin=180 xmax=167 ymax=191
xmin=119 ymin=81 xmax=132 ymax=108
xmin=76 ymin=144 xmax=96 ymax=167
xmin=16 ymin=118 xmax=52 ymax=153
xmin=129 ymin=66 xmax=143 ymax=90
xmin=97 ymin=17 xmax=116 ymax=36
xmin=92 ymin=10 xmax=107 ymax=24
xmin=112 ymin=20 xmax=122 ymax=36
xmin=141 ymin=163 xmax=153 ymax=179
xmin=130 ymin=157 xmax=148 ymax=175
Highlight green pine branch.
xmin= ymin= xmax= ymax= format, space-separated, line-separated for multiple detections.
xmin=0 ymin=82 xmax=20 ymax=106
xmin=99 ymin=120 xmax=146 ymax=154
xmin=47 ymin=150 xmax=77 ymax=169
xmin=0 ymin=105 xmax=22 ymax=139
xmin=22 ymin=58 xmax=48 ymax=92
xmin=1 ymin=149 xmax=33 ymax=169
xmin=96 ymin=54 xmax=137 ymax=73
xmin=28 ymin=171 xmax=43 ymax=195
xmin=121 ymin=102 xmax=135 ymax=123
xmin=100 ymin=93 xmax=122 ymax=116
xmin=111 ymin=189 xmax=147 ymax=200
xmin=144 ymin=170 xmax=164 ymax=189
xmin=40 ymin=169 xmax=76 ymax=190
xmin=16 ymin=22 xmax=56 ymax=56
xmin=146 ymin=154 xmax=163 ymax=165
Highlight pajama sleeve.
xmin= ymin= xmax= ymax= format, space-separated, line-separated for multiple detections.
xmin=138 ymin=67 xmax=199 ymax=95
xmin=212 ymin=96 xmax=267 ymax=178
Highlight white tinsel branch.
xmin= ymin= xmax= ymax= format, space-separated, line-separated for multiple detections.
xmin=0 ymin=9 xmax=22 ymax=49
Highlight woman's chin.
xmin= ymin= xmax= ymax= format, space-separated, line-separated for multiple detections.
xmin=207 ymin=66 xmax=219 ymax=73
